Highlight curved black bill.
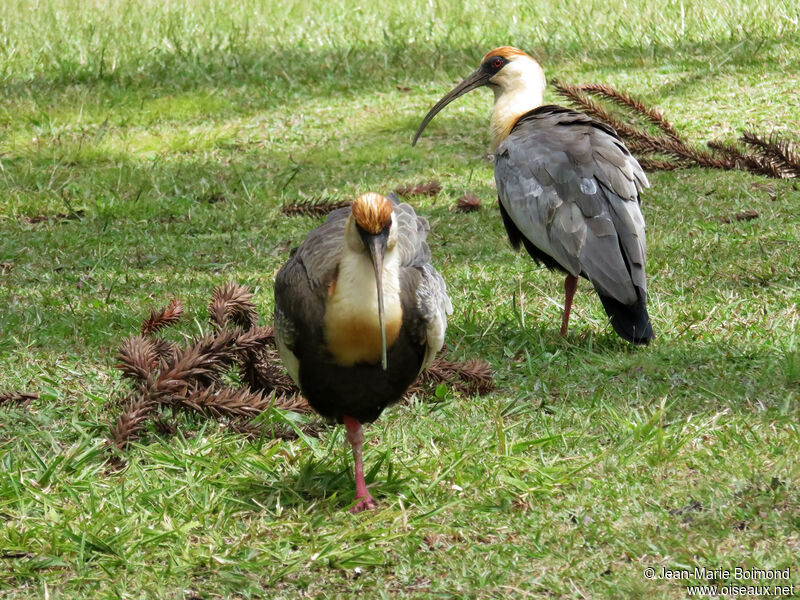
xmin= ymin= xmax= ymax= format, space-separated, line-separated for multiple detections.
xmin=412 ymin=68 xmax=491 ymax=146
xmin=361 ymin=231 xmax=389 ymax=370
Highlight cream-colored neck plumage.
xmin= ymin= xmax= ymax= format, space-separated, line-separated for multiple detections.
xmin=488 ymin=57 xmax=546 ymax=151
xmin=324 ymin=216 xmax=403 ymax=366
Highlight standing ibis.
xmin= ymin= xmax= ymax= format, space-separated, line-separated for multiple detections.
xmin=413 ymin=47 xmax=653 ymax=344
xmin=274 ymin=192 xmax=451 ymax=512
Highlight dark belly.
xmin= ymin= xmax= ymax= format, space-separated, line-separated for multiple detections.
xmin=297 ymin=330 xmax=425 ymax=424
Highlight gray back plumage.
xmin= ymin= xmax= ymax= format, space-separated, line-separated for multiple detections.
xmin=495 ymin=106 xmax=649 ymax=304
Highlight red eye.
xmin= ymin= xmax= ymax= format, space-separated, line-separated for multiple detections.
xmin=493 ymin=58 xmax=503 ymax=68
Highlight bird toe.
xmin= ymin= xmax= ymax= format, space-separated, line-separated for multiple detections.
xmin=349 ymin=496 xmax=378 ymax=513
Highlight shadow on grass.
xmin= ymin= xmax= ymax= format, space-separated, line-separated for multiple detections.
xmin=2 ymin=33 xmax=797 ymax=111
xmin=228 ymin=447 xmax=410 ymax=513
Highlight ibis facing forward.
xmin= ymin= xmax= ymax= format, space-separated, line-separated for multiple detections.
xmin=414 ymin=47 xmax=653 ymax=344
xmin=274 ymin=193 xmax=451 ymax=512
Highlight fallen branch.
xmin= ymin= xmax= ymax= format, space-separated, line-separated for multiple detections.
xmin=0 ymin=391 xmax=39 ymax=407
xmin=107 ymin=284 xmax=495 ymax=462
xmin=551 ymin=79 xmax=799 ymax=179
xmin=281 ymin=199 xmax=351 ymax=217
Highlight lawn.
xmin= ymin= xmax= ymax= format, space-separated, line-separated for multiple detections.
xmin=1 ymin=0 xmax=799 ymax=598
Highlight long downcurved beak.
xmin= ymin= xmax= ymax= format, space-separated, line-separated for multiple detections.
xmin=412 ymin=67 xmax=492 ymax=146
xmin=363 ymin=232 xmax=389 ymax=370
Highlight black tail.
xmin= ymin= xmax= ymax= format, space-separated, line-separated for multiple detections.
xmin=597 ymin=287 xmax=653 ymax=345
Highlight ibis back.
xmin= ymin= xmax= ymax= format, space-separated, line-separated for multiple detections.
xmin=494 ymin=105 xmax=653 ymax=343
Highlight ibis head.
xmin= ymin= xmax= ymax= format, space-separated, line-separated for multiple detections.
xmin=348 ymin=193 xmax=396 ymax=370
xmin=413 ymin=46 xmax=546 ymax=150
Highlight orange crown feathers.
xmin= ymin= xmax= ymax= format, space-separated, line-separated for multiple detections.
xmin=351 ymin=193 xmax=393 ymax=234
xmin=482 ymin=46 xmax=531 ymax=62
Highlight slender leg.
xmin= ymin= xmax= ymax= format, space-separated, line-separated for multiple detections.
xmin=342 ymin=416 xmax=377 ymax=513
xmin=561 ymin=275 xmax=578 ymax=337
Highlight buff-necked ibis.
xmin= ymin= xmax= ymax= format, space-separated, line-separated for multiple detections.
xmin=413 ymin=47 xmax=653 ymax=344
xmin=274 ymin=193 xmax=452 ymax=512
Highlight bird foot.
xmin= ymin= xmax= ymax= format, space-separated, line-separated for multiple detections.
xmin=349 ymin=495 xmax=378 ymax=513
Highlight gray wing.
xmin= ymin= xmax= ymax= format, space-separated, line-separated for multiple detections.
xmin=389 ymin=195 xmax=452 ymax=370
xmin=495 ymin=106 xmax=649 ymax=304
xmin=273 ymin=207 xmax=350 ymax=382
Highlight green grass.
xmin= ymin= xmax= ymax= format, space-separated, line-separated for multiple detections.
xmin=1 ymin=0 xmax=799 ymax=597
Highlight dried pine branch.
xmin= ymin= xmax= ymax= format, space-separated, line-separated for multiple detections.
xmin=719 ymin=210 xmax=759 ymax=223
xmin=706 ymin=141 xmax=785 ymax=179
xmin=281 ymin=199 xmax=351 ymax=217
xmin=152 ymin=418 xmax=178 ymax=436
xmin=181 ymin=386 xmax=271 ymax=419
xmin=109 ymin=283 xmax=495 ymax=462
xmin=575 ymin=82 xmax=681 ymax=140
xmin=151 ymin=337 xmax=179 ymax=364
xmin=209 ymin=283 xmax=258 ymax=331
xmin=141 ymin=298 xmax=183 ymax=336
xmin=456 ymin=193 xmax=482 ymax=212
xmin=117 ymin=335 xmax=158 ymax=382
xmin=408 ymin=356 xmax=495 ymax=397
xmin=0 ymin=391 xmax=38 ymax=406
xmin=637 ymin=158 xmax=687 ymax=171
xmin=551 ymin=80 xmax=645 ymax=140
xmin=153 ymin=330 xmax=241 ymax=398
xmin=109 ymin=395 xmax=158 ymax=449
xmin=243 ymin=348 xmax=299 ymax=394
xmin=231 ymin=326 xmax=275 ymax=352
xmin=146 ymin=327 xmax=275 ymax=402
xmin=741 ymin=131 xmax=800 ymax=178
xmin=553 ymin=79 xmax=799 ymax=179
xmin=273 ymin=392 xmax=312 ymax=413
xmin=394 ymin=181 xmax=442 ymax=197
xmin=456 ymin=359 xmax=495 ymax=395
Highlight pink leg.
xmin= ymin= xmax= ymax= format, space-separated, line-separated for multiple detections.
xmin=342 ymin=416 xmax=377 ymax=513
xmin=561 ymin=275 xmax=578 ymax=337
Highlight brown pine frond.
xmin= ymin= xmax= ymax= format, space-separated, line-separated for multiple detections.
xmin=244 ymin=348 xmax=299 ymax=395
xmin=273 ymin=392 xmax=312 ymax=414
xmin=408 ymin=356 xmax=495 ymax=398
xmin=620 ymin=130 xmax=734 ymax=170
xmin=638 ymin=158 xmax=688 ymax=171
xmin=152 ymin=418 xmax=178 ymax=436
xmin=707 ymin=141 xmax=785 ymax=178
xmin=109 ymin=395 xmax=158 ymax=449
xmin=456 ymin=193 xmax=482 ymax=212
xmin=576 ymin=83 xmax=681 ymax=140
xmin=209 ymin=283 xmax=258 ymax=331
xmin=154 ymin=330 xmax=241 ymax=397
xmin=232 ymin=326 xmax=275 ymax=353
xmin=394 ymin=181 xmax=442 ymax=197
xmin=281 ymin=199 xmax=351 ymax=217
xmin=740 ymin=131 xmax=800 ymax=178
xmin=552 ymin=80 xmax=747 ymax=174
xmin=141 ymin=298 xmax=183 ymax=336
xmin=551 ymin=80 xmax=642 ymax=140
xmin=455 ymin=359 xmax=495 ymax=395
xmin=419 ymin=356 xmax=458 ymax=386
xmin=0 ymin=391 xmax=38 ymax=406
xmin=180 ymin=386 xmax=270 ymax=419
xmin=117 ymin=335 xmax=158 ymax=382
xmin=719 ymin=210 xmax=759 ymax=224
xmin=156 ymin=327 xmax=273 ymax=396
xmin=151 ymin=337 xmax=179 ymax=364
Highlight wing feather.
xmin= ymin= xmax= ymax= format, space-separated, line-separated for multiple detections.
xmin=273 ymin=208 xmax=349 ymax=382
xmin=389 ymin=195 xmax=452 ymax=370
xmin=495 ymin=105 xmax=649 ymax=304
